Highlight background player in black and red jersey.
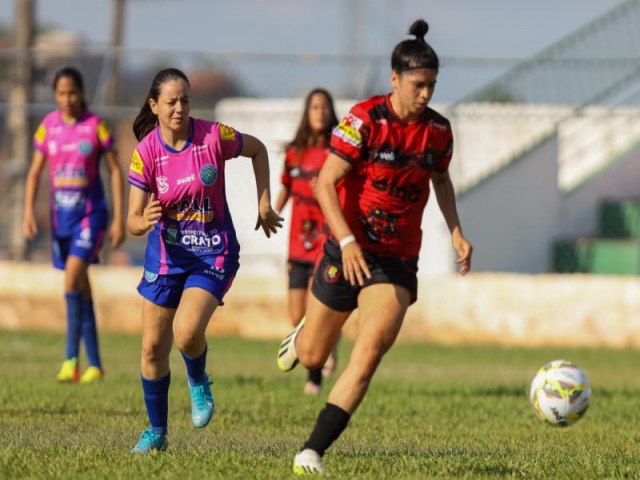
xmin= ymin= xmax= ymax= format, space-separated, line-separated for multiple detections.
xmin=277 ymin=19 xmax=473 ymax=474
xmin=275 ymin=88 xmax=339 ymax=395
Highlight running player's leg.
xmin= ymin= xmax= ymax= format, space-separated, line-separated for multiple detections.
xmin=57 ymin=255 xmax=88 ymax=382
xmin=133 ymin=299 xmax=175 ymax=453
xmin=294 ymin=284 xmax=409 ymax=472
xmin=174 ymin=260 xmax=237 ymax=428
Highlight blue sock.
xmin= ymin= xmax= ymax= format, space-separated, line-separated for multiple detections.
xmin=64 ymin=291 xmax=83 ymax=360
xmin=181 ymin=345 xmax=208 ymax=385
xmin=81 ymin=298 xmax=102 ymax=369
xmin=142 ymin=373 xmax=171 ymax=436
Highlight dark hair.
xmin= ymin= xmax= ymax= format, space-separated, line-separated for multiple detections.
xmin=132 ymin=68 xmax=190 ymax=141
xmin=289 ymin=88 xmax=338 ymax=151
xmin=53 ymin=66 xmax=87 ymax=110
xmin=391 ymin=19 xmax=439 ymax=73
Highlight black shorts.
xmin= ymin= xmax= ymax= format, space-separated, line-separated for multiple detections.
xmin=288 ymin=260 xmax=316 ymax=290
xmin=311 ymin=240 xmax=418 ymax=312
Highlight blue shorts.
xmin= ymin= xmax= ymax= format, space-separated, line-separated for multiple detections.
xmin=137 ymin=256 xmax=240 ymax=309
xmin=52 ymin=225 xmax=105 ymax=270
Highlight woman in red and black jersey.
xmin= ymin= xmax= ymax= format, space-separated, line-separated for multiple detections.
xmin=275 ymin=88 xmax=338 ymax=395
xmin=277 ymin=19 xmax=473 ymax=474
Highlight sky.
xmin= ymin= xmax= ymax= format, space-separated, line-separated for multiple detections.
xmin=0 ymin=0 xmax=624 ymax=101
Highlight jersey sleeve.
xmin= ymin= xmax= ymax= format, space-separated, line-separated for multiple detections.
xmin=432 ymin=122 xmax=454 ymax=173
xmin=33 ymin=123 xmax=47 ymax=154
xmin=280 ymin=147 xmax=293 ymax=188
xmin=127 ymin=146 xmax=152 ymax=192
xmin=217 ymin=123 xmax=243 ymax=160
xmin=96 ymin=120 xmax=114 ymax=151
xmin=330 ymin=106 xmax=368 ymax=164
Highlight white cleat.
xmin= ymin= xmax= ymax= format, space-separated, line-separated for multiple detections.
xmin=293 ymin=449 xmax=326 ymax=475
xmin=277 ymin=317 xmax=305 ymax=372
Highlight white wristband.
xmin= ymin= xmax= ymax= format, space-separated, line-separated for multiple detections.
xmin=339 ymin=235 xmax=356 ymax=250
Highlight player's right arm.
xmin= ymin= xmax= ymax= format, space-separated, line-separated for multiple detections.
xmin=127 ymin=188 xmax=161 ymax=236
xmin=316 ymin=153 xmax=371 ymax=286
xmin=22 ymin=150 xmax=46 ymax=240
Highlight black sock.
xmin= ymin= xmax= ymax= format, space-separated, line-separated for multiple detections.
xmin=307 ymin=367 xmax=322 ymax=386
xmin=302 ymin=403 xmax=351 ymax=456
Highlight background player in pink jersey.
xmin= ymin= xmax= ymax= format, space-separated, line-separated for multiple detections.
xmin=127 ymin=68 xmax=282 ymax=453
xmin=275 ymin=88 xmax=338 ymax=395
xmin=22 ymin=66 xmax=125 ymax=384
xmin=276 ymin=20 xmax=473 ymax=474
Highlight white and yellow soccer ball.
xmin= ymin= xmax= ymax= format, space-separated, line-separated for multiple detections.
xmin=529 ymin=359 xmax=591 ymax=427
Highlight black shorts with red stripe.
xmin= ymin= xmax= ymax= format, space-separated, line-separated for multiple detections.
xmin=311 ymin=240 xmax=418 ymax=312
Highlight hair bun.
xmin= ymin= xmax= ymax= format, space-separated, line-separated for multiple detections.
xmin=408 ymin=19 xmax=429 ymax=41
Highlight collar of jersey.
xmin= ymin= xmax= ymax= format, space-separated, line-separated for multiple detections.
xmin=385 ymin=93 xmax=428 ymax=125
xmin=157 ymin=118 xmax=194 ymax=153
xmin=57 ymin=109 xmax=88 ymax=126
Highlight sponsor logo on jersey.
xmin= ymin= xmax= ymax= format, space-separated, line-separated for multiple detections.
xmin=154 ymin=155 xmax=169 ymax=166
xmin=179 ymin=229 xmax=225 ymax=254
xmin=97 ymin=121 xmax=111 ymax=144
xmin=74 ymin=227 xmax=93 ymax=249
xmin=375 ymin=151 xmax=395 ymax=162
xmin=78 ymin=140 xmax=93 ymax=156
xmin=334 ymin=113 xmax=364 ymax=148
xmin=130 ymin=149 xmax=144 ymax=175
xmin=34 ymin=124 xmax=47 ymax=144
xmin=203 ymin=265 xmax=226 ymax=280
xmin=144 ymin=270 xmax=159 ymax=283
xmin=199 ymin=164 xmax=218 ymax=186
xmin=55 ymin=191 xmax=84 ymax=208
xmin=290 ymin=167 xmax=301 ymax=178
xmin=61 ymin=143 xmax=77 ymax=153
xmin=177 ymin=174 xmax=196 ymax=186
xmin=156 ymin=176 xmax=169 ymax=194
xmin=47 ymin=141 xmax=58 ymax=155
xmin=53 ymin=164 xmax=88 ymax=188
xmin=167 ymin=197 xmax=213 ymax=223
xmin=219 ymin=124 xmax=236 ymax=141
xmin=192 ymin=144 xmax=208 ymax=155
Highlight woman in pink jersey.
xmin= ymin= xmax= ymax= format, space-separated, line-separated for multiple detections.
xmin=276 ymin=20 xmax=473 ymax=474
xmin=127 ymin=68 xmax=283 ymax=453
xmin=275 ymin=88 xmax=339 ymax=395
xmin=22 ymin=66 xmax=125 ymax=384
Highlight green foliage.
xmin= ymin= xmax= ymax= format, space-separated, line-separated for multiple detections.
xmin=1 ymin=331 xmax=639 ymax=478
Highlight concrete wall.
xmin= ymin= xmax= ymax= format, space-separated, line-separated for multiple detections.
xmin=459 ymin=136 xmax=640 ymax=273
xmin=3 ymin=262 xmax=640 ymax=348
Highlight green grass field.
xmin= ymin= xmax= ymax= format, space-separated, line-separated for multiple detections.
xmin=1 ymin=330 xmax=640 ymax=479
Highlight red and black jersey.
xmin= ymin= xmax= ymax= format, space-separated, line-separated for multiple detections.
xmin=330 ymin=94 xmax=453 ymax=262
xmin=281 ymin=145 xmax=328 ymax=262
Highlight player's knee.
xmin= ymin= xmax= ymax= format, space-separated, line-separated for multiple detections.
xmin=174 ymin=328 xmax=199 ymax=352
xmin=141 ymin=341 xmax=169 ymax=365
xmin=298 ymin=343 xmax=326 ymax=370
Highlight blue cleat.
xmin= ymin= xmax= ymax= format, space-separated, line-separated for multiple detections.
xmin=189 ymin=374 xmax=214 ymax=428
xmin=131 ymin=428 xmax=168 ymax=454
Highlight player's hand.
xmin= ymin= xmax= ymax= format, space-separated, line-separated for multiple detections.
xmin=255 ymin=205 xmax=284 ymax=238
xmin=109 ymin=220 xmax=125 ymax=249
xmin=22 ymin=212 xmax=38 ymax=240
xmin=341 ymin=241 xmax=371 ymax=286
xmin=452 ymin=228 xmax=472 ymax=276
xmin=142 ymin=193 xmax=162 ymax=231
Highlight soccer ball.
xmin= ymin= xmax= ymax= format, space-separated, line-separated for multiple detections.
xmin=529 ymin=359 xmax=591 ymax=427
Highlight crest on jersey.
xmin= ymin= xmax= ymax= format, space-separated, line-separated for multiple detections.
xmin=78 ymin=140 xmax=93 ymax=156
xmin=323 ymin=264 xmax=342 ymax=284
xmin=144 ymin=270 xmax=158 ymax=283
xmin=200 ymin=164 xmax=218 ymax=186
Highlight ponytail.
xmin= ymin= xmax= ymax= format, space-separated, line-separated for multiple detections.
xmin=133 ymin=102 xmax=158 ymax=141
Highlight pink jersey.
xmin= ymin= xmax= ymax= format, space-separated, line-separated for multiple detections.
xmin=33 ymin=110 xmax=113 ymax=236
xmin=128 ymin=118 xmax=243 ymax=275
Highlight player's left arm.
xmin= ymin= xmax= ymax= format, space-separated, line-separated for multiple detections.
xmin=239 ymin=133 xmax=284 ymax=238
xmin=431 ymin=169 xmax=472 ymax=275
xmin=103 ymin=149 xmax=126 ymax=248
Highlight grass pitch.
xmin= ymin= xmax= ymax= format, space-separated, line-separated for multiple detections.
xmin=1 ymin=330 xmax=639 ymax=478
